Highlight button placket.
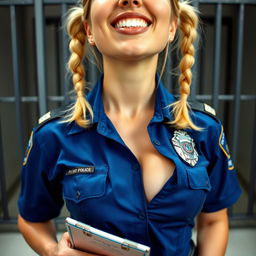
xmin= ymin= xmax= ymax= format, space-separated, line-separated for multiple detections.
xmin=138 ymin=212 xmax=146 ymax=220
xmin=153 ymin=139 xmax=161 ymax=146
xmin=76 ymin=190 xmax=81 ymax=199
xmin=99 ymin=123 xmax=106 ymax=133
xmin=132 ymin=163 xmax=140 ymax=171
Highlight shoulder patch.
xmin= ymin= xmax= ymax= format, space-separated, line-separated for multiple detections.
xmin=35 ymin=105 xmax=68 ymax=131
xmin=23 ymin=131 xmax=34 ymax=166
xmin=189 ymin=101 xmax=218 ymax=121
xmin=219 ymin=125 xmax=235 ymax=171
xmin=38 ymin=111 xmax=51 ymax=124
xmin=204 ymin=103 xmax=216 ymax=116
xmin=219 ymin=126 xmax=230 ymax=158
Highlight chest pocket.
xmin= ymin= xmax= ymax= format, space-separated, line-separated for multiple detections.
xmin=63 ymin=166 xmax=108 ymax=203
xmin=186 ymin=167 xmax=212 ymax=191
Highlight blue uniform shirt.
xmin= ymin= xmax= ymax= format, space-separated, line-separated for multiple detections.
xmin=18 ymin=77 xmax=241 ymax=256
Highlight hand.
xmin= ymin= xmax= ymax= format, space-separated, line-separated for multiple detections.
xmin=52 ymin=232 xmax=102 ymax=256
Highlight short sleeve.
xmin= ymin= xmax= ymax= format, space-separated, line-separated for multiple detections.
xmin=202 ymin=123 xmax=242 ymax=212
xmin=18 ymin=129 xmax=64 ymax=222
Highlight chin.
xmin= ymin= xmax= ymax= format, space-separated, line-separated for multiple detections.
xmin=116 ymin=45 xmax=163 ymax=60
xmin=114 ymin=51 xmax=155 ymax=62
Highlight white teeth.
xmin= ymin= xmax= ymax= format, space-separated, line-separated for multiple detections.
xmin=115 ymin=18 xmax=148 ymax=28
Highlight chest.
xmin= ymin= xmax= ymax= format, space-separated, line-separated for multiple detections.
xmin=108 ymin=115 xmax=175 ymax=203
xmin=61 ymin=123 xmax=211 ymax=223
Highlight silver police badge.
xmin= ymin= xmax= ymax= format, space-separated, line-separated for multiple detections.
xmin=172 ymin=130 xmax=198 ymax=166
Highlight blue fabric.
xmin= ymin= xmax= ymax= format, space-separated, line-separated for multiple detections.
xmin=18 ymin=77 xmax=241 ymax=256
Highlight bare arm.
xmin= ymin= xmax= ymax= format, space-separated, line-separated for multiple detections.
xmin=18 ymin=215 xmax=100 ymax=256
xmin=196 ymin=208 xmax=229 ymax=256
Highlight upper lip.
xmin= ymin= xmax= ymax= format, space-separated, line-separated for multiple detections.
xmin=111 ymin=12 xmax=152 ymax=27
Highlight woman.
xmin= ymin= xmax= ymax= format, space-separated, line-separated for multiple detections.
xmin=18 ymin=0 xmax=241 ymax=255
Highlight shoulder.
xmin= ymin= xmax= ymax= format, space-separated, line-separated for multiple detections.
xmin=36 ymin=105 xmax=69 ymax=130
xmin=188 ymin=102 xmax=227 ymax=160
xmin=189 ymin=101 xmax=217 ymax=122
xmin=23 ymin=105 xmax=75 ymax=166
xmin=32 ymin=105 xmax=72 ymax=143
xmin=189 ymin=101 xmax=221 ymax=130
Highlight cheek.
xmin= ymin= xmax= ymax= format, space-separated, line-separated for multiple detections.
xmin=90 ymin=0 xmax=111 ymax=27
xmin=90 ymin=1 xmax=113 ymax=38
xmin=147 ymin=0 xmax=172 ymax=29
xmin=147 ymin=0 xmax=171 ymax=16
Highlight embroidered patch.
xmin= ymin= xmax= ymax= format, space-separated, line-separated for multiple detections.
xmin=219 ymin=126 xmax=235 ymax=170
xmin=219 ymin=126 xmax=231 ymax=158
xmin=228 ymin=159 xmax=235 ymax=171
xmin=204 ymin=103 xmax=216 ymax=116
xmin=65 ymin=167 xmax=95 ymax=176
xmin=172 ymin=130 xmax=198 ymax=166
xmin=23 ymin=131 xmax=34 ymax=166
xmin=38 ymin=111 xmax=51 ymax=124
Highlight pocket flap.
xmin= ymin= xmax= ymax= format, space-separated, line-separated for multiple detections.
xmin=186 ymin=167 xmax=212 ymax=191
xmin=63 ymin=166 xmax=108 ymax=203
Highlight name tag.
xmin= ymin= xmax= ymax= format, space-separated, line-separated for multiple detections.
xmin=66 ymin=167 xmax=95 ymax=176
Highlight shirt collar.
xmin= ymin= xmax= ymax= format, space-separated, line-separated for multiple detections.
xmin=152 ymin=74 xmax=176 ymax=122
xmin=67 ymin=74 xmax=176 ymax=135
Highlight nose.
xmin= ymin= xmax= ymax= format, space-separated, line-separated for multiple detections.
xmin=118 ymin=0 xmax=142 ymax=8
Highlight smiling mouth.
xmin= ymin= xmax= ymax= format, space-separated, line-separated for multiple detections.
xmin=113 ymin=18 xmax=149 ymax=28
xmin=111 ymin=13 xmax=152 ymax=33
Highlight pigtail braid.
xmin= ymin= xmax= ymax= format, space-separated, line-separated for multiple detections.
xmin=65 ymin=7 xmax=93 ymax=127
xmin=170 ymin=2 xmax=200 ymax=130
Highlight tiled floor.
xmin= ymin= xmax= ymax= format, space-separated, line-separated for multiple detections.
xmin=0 ymin=228 xmax=255 ymax=256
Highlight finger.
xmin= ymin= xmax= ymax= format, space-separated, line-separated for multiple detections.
xmin=62 ymin=232 xmax=70 ymax=240
xmin=60 ymin=233 xmax=103 ymax=256
xmin=59 ymin=232 xmax=72 ymax=248
xmin=70 ymin=248 xmax=102 ymax=256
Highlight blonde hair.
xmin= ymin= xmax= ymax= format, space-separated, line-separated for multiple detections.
xmin=168 ymin=1 xmax=200 ymax=130
xmin=65 ymin=1 xmax=93 ymax=127
xmin=65 ymin=0 xmax=199 ymax=130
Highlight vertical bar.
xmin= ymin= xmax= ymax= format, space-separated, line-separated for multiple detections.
xmin=191 ymin=0 xmax=200 ymax=101
xmin=198 ymin=32 xmax=205 ymax=95
xmin=61 ymin=3 xmax=70 ymax=104
xmin=231 ymin=4 xmax=245 ymax=163
xmin=0 ymin=119 xmax=10 ymax=220
xmin=10 ymin=5 xmax=24 ymax=157
xmin=34 ymin=0 xmax=47 ymax=115
xmin=212 ymin=4 xmax=222 ymax=112
xmin=55 ymin=22 xmax=61 ymax=95
xmin=247 ymin=106 xmax=256 ymax=216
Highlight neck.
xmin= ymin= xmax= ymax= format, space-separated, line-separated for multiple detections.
xmin=102 ymin=56 xmax=158 ymax=118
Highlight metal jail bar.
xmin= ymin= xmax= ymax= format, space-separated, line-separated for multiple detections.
xmin=0 ymin=119 xmax=9 ymax=220
xmin=35 ymin=0 xmax=48 ymax=116
xmin=212 ymin=3 xmax=222 ymax=112
xmin=232 ymin=4 xmax=245 ymax=164
xmin=10 ymin=5 xmax=24 ymax=157
xmin=0 ymin=0 xmax=256 ymax=226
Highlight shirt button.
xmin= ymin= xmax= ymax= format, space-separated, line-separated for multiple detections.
xmin=153 ymin=139 xmax=161 ymax=146
xmin=156 ymin=113 xmax=162 ymax=119
xmin=99 ymin=123 xmax=106 ymax=132
xmin=132 ymin=163 xmax=140 ymax=171
xmin=138 ymin=212 xmax=146 ymax=220
xmin=76 ymin=191 xmax=81 ymax=199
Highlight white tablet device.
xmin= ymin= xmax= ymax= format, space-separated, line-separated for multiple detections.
xmin=65 ymin=217 xmax=151 ymax=256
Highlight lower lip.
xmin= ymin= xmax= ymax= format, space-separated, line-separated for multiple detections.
xmin=113 ymin=26 xmax=150 ymax=35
